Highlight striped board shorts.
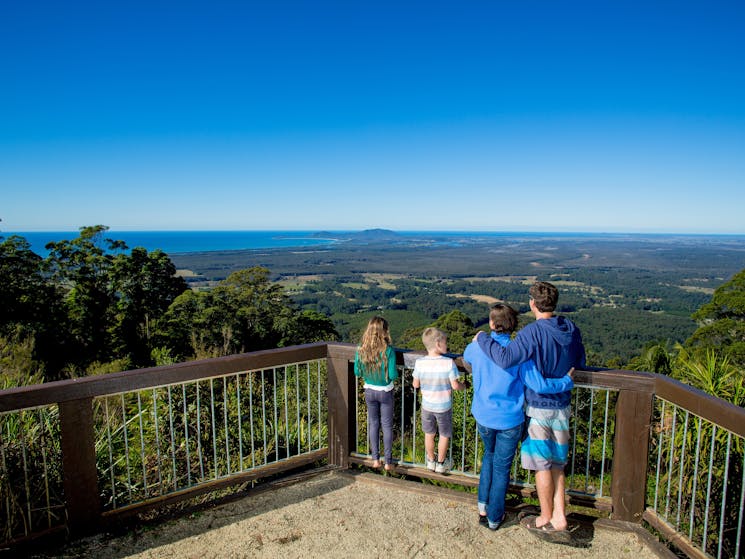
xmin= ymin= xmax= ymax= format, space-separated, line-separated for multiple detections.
xmin=520 ymin=405 xmax=571 ymax=471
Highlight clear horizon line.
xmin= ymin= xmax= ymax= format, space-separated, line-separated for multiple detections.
xmin=4 ymin=228 xmax=745 ymax=236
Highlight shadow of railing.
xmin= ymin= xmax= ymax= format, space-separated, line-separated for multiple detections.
xmin=1 ymin=342 xmax=743 ymax=558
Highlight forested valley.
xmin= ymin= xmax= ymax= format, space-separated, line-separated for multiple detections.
xmin=2 ymin=226 xmax=744 ymax=406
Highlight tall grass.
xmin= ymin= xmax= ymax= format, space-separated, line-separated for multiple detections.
xmin=0 ymin=405 xmax=64 ymax=543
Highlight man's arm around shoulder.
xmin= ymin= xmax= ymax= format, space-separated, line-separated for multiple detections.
xmin=474 ymin=330 xmax=529 ymax=368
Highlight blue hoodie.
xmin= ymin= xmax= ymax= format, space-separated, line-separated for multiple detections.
xmin=465 ymin=332 xmax=574 ymax=429
xmin=476 ymin=316 xmax=586 ymax=409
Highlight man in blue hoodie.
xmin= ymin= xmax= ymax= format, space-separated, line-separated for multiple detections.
xmin=464 ymin=303 xmax=573 ymax=531
xmin=473 ymin=281 xmax=586 ymax=536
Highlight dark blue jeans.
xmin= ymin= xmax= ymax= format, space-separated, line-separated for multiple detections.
xmin=365 ymin=388 xmax=394 ymax=465
xmin=477 ymin=422 xmax=523 ymax=524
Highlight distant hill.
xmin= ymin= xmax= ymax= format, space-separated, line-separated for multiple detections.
xmin=351 ymin=228 xmax=401 ymax=240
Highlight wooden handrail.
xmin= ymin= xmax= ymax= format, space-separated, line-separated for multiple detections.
xmin=0 ymin=342 xmax=329 ymax=412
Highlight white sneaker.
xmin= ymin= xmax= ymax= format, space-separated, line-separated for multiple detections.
xmin=425 ymin=456 xmax=437 ymax=471
xmin=435 ymin=457 xmax=453 ymax=474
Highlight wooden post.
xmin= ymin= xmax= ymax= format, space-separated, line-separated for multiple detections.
xmin=59 ymin=398 xmax=101 ymax=535
xmin=326 ymin=347 xmax=356 ymax=468
xmin=610 ymin=388 xmax=654 ymax=522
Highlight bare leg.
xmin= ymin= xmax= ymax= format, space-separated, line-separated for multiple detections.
xmin=437 ymin=436 xmax=450 ymax=462
xmin=425 ymin=433 xmax=436 ymax=461
xmin=550 ymin=469 xmax=568 ymax=531
xmin=534 ymin=469 xmax=554 ymax=528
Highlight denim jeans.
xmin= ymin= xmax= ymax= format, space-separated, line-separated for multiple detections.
xmin=477 ymin=422 xmax=523 ymax=524
xmin=365 ymin=388 xmax=394 ymax=465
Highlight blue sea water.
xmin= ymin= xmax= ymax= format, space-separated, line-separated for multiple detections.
xmin=2 ymin=231 xmax=341 ymax=257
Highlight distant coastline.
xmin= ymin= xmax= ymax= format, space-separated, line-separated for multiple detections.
xmin=4 ymin=229 xmax=745 ymax=258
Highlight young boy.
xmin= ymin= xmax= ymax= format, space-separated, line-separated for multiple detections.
xmin=413 ymin=327 xmax=466 ymax=474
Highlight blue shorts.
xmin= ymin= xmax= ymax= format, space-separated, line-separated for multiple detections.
xmin=520 ymin=406 xmax=570 ymax=471
xmin=421 ymin=408 xmax=453 ymax=438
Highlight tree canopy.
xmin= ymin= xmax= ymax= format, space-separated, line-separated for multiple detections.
xmin=398 ymin=310 xmax=474 ymax=354
xmin=1 ymin=227 xmax=339 ymax=384
xmin=686 ymin=269 xmax=745 ymax=368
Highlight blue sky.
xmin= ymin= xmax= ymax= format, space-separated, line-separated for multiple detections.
xmin=1 ymin=1 xmax=744 ymax=233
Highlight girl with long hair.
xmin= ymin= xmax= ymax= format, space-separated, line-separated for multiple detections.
xmin=354 ymin=316 xmax=398 ymax=470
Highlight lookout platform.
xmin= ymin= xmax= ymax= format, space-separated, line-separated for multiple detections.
xmin=35 ymin=469 xmax=673 ymax=559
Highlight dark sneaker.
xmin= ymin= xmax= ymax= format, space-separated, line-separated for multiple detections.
xmin=488 ymin=513 xmax=506 ymax=531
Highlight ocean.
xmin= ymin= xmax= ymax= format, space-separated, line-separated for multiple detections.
xmin=2 ymin=230 xmax=341 ymax=257
xmin=1 ymin=229 xmax=555 ymax=256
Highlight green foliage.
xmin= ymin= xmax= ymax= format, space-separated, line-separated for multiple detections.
xmin=293 ymin=268 xmax=706 ymax=365
xmin=0 ymin=235 xmax=48 ymax=327
xmin=398 ymin=327 xmax=426 ymax=352
xmin=109 ymin=247 xmax=188 ymax=367
xmin=0 ymin=235 xmax=67 ymax=377
xmin=693 ymin=269 xmax=745 ymax=321
xmin=572 ymin=307 xmax=696 ymax=367
xmin=155 ymin=267 xmax=338 ymax=360
xmin=431 ymin=310 xmax=475 ymax=354
xmin=0 ymin=406 xmax=63 ymax=540
xmin=2 ymin=228 xmax=341 ymax=379
xmin=151 ymin=346 xmax=177 ymax=366
xmin=43 ymin=225 xmax=125 ymax=365
xmin=686 ymin=269 xmax=745 ymax=368
xmin=398 ymin=310 xmax=475 ymax=354
xmin=85 ymin=358 xmax=133 ymax=376
xmin=12 ymin=225 xmax=191 ymax=375
xmin=625 ymin=338 xmax=744 ymax=408
xmin=276 ymin=309 xmax=339 ymax=346
xmin=625 ymin=341 xmax=675 ymax=375
xmin=0 ymin=329 xmax=44 ymax=388
xmin=673 ymin=345 xmax=744 ymax=406
xmin=334 ymin=309 xmax=431 ymax=346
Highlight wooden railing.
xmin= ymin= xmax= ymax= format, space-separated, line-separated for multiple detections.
xmin=1 ymin=342 xmax=743 ymax=557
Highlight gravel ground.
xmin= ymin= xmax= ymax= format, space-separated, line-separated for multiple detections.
xmin=35 ymin=470 xmax=672 ymax=559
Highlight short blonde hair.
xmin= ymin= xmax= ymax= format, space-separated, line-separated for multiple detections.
xmin=421 ymin=327 xmax=446 ymax=350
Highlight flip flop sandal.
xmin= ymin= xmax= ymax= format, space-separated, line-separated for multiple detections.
xmin=519 ymin=514 xmax=540 ymax=529
xmin=516 ymin=510 xmax=538 ymax=522
xmin=523 ymin=516 xmax=557 ymax=532
xmin=523 ymin=517 xmax=573 ymax=543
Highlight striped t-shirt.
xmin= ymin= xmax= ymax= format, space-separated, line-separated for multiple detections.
xmin=413 ymin=355 xmax=460 ymax=412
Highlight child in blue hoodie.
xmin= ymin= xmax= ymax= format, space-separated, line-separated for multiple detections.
xmin=464 ymin=303 xmax=573 ymax=530
xmin=474 ymin=281 xmax=585 ymax=535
